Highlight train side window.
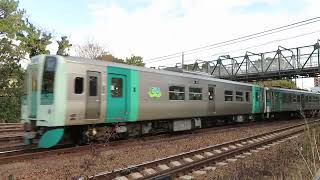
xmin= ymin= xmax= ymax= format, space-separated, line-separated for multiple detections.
xmin=169 ymin=86 xmax=185 ymax=100
xmin=246 ymin=92 xmax=250 ymax=102
xmin=292 ymin=94 xmax=297 ymax=103
xmin=208 ymin=87 xmax=215 ymax=100
xmin=225 ymin=90 xmax=233 ymax=101
xmin=189 ymin=87 xmax=202 ymax=100
xmin=89 ymin=76 xmax=97 ymax=96
xmin=111 ymin=78 xmax=123 ymax=97
xmin=236 ymin=91 xmax=243 ymax=101
xmin=74 ymin=77 xmax=84 ymax=94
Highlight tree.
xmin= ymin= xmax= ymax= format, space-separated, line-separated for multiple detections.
xmin=18 ymin=20 xmax=52 ymax=58
xmin=125 ymin=55 xmax=145 ymax=67
xmin=97 ymin=53 xmax=125 ymax=64
xmin=75 ymin=39 xmax=105 ymax=59
xmin=256 ymin=80 xmax=296 ymax=89
xmin=0 ymin=0 xmax=27 ymax=122
xmin=56 ymin=36 xmax=72 ymax=56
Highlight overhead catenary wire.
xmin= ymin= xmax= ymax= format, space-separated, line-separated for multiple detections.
xmin=146 ymin=17 xmax=320 ymax=63
xmin=181 ymin=29 xmax=320 ymax=64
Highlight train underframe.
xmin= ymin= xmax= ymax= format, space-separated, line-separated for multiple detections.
xmin=24 ymin=110 xmax=320 ymax=148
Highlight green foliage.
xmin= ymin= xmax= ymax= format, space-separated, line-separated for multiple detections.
xmin=56 ymin=36 xmax=72 ymax=56
xmin=18 ymin=21 xmax=52 ymax=58
xmin=97 ymin=53 xmax=125 ymax=64
xmin=0 ymin=0 xmax=26 ymax=122
xmin=256 ymin=80 xmax=296 ymax=89
xmin=0 ymin=0 xmax=25 ymax=38
xmin=97 ymin=53 xmax=145 ymax=67
xmin=125 ymin=55 xmax=145 ymax=67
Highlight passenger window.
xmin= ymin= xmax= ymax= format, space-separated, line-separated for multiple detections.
xmin=111 ymin=78 xmax=123 ymax=97
xmin=89 ymin=76 xmax=97 ymax=96
xmin=236 ymin=91 xmax=243 ymax=101
xmin=74 ymin=77 xmax=84 ymax=94
xmin=292 ymin=95 xmax=297 ymax=103
xmin=225 ymin=90 xmax=233 ymax=101
xmin=208 ymin=87 xmax=215 ymax=101
xmin=169 ymin=86 xmax=185 ymax=100
xmin=246 ymin=92 xmax=250 ymax=102
xmin=189 ymin=87 xmax=202 ymax=100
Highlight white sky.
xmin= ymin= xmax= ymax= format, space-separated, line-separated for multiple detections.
xmin=24 ymin=0 xmax=320 ymax=90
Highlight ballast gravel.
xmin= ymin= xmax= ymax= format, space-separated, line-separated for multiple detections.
xmin=0 ymin=120 xmax=305 ymax=179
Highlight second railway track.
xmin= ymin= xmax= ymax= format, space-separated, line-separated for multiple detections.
xmin=90 ymin=119 xmax=319 ymax=180
xmin=0 ymin=119 xmax=313 ymax=166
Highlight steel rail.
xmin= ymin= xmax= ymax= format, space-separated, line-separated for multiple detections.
xmin=91 ymin=119 xmax=319 ymax=180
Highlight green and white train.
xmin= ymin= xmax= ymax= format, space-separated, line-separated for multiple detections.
xmin=21 ymin=55 xmax=320 ymax=148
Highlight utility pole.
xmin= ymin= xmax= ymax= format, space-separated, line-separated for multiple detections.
xmin=181 ymin=52 xmax=184 ymax=69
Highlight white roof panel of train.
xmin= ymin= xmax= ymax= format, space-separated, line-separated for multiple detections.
xmin=269 ymin=87 xmax=319 ymax=94
xmin=63 ymin=55 xmax=258 ymax=87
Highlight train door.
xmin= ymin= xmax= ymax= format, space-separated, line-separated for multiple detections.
xmin=107 ymin=73 xmax=127 ymax=121
xmin=86 ymin=71 xmax=101 ymax=119
xmin=208 ymin=85 xmax=216 ymax=114
xmin=252 ymin=86 xmax=262 ymax=113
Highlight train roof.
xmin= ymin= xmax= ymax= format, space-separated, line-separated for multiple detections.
xmin=268 ymin=87 xmax=319 ymax=95
xmin=63 ymin=55 xmax=259 ymax=87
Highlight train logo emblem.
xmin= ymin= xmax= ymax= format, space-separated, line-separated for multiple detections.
xmin=148 ymin=87 xmax=162 ymax=98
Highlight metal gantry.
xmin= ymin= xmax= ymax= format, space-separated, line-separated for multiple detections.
xmin=181 ymin=40 xmax=320 ymax=81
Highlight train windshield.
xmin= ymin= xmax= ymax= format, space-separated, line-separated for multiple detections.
xmin=41 ymin=56 xmax=57 ymax=105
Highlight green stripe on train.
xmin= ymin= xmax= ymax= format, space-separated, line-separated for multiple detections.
xmin=106 ymin=66 xmax=139 ymax=123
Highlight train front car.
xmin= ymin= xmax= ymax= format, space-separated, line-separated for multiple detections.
xmin=21 ymin=55 xmax=67 ymax=148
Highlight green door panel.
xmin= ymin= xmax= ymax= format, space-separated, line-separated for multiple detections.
xmin=274 ymin=91 xmax=282 ymax=112
xmin=30 ymin=91 xmax=37 ymax=118
xmin=106 ymin=66 xmax=139 ymax=123
xmin=252 ymin=86 xmax=262 ymax=113
xmin=107 ymin=74 xmax=127 ymax=121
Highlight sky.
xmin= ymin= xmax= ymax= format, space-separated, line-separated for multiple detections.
xmin=18 ymin=0 xmax=320 ymax=89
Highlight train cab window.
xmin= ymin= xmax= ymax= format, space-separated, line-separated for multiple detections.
xmin=74 ymin=77 xmax=84 ymax=94
xmin=236 ymin=91 xmax=243 ymax=101
xmin=169 ymin=86 xmax=185 ymax=100
xmin=225 ymin=90 xmax=233 ymax=101
xmin=297 ymin=95 xmax=301 ymax=102
xmin=246 ymin=92 xmax=250 ymax=102
xmin=189 ymin=87 xmax=202 ymax=100
xmin=41 ymin=57 xmax=56 ymax=94
xmin=41 ymin=56 xmax=57 ymax=105
xmin=89 ymin=76 xmax=97 ymax=96
xmin=111 ymin=78 xmax=123 ymax=97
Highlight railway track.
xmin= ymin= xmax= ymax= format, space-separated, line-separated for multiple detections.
xmin=0 ymin=123 xmax=23 ymax=133
xmin=90 ymin=120 xmax=319 ymax=180
xmin=0 ymin=119 xmax=310 ymax=166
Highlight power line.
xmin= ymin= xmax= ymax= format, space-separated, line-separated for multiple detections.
xmin=146 ymin=17 xmax=320 ymax=63
xmin=181 ymin=29 xmax=320 ymax=64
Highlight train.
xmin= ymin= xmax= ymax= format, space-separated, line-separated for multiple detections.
xmin=21 ymin=55 xmax=320 ymax=148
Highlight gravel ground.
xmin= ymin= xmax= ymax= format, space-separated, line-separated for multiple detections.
xmin=0 ymin=120 xmax=307 ymax=179
xmin=201 ymin=133 xmax=312 ymax=180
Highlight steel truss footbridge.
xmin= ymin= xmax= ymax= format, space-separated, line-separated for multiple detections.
xmin=177 ymin=40 xmax=320 ymax=82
